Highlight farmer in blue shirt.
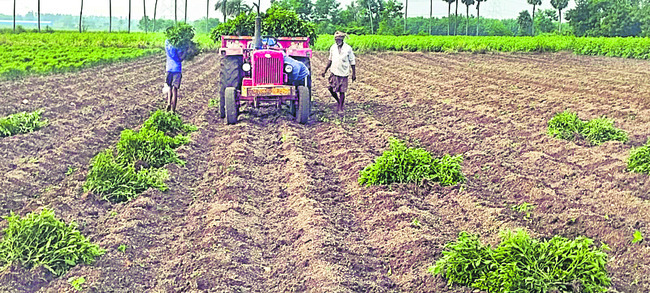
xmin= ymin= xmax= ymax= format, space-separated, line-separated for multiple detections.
xmin=165 ymin=39 xmax=186 ymax=113
xmin=283 ymin=54 xmax=310 ymax=88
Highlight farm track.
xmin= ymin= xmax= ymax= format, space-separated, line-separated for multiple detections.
xmin=0 ymin=50 xmax=649 ymax=292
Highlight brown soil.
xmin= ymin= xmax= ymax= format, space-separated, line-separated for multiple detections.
xmin=1 ymin=50 xmax=649 ymax=292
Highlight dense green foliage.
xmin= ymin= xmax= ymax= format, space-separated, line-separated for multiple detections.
xmin=165 ymin=23 xmax=195 ymax=48
xmin=84 ymin=110 xmax=196 ymax=203
xmin=313 ymin=34 xmax=650 ymax=59
xmin=430 ymin=229 xmax=611 ymax=293
xmin=210 ymin=5 xmax=317 ymax=45
xmin=547 ymin=111 xmax=628 ymax=145
xmin=0 ymin=32 xmax=216 ymax=79
xmin=582 ymin=117 xmax=629 ymax=145
xmin=0 ymin=209 xmax=104 ymax=276
xmin=547 ymin=110 xmax=585 ymax=140
xmin=0 ymin=110 xmax=48 ymax=137
xmin=628 ymin=139 xmax=650 ymax=174
xmin=359 ymin=138 xmax=464 ymax=186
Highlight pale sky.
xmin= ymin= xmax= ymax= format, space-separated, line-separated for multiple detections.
xmin=1 ymin=0 xmax=575 ymax=21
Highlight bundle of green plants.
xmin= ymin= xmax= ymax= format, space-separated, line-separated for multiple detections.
xmin=358 ymin=138 xmax=465 ymax=186
xmin=0 ymin=110 xmax=48 ymax=137
xmin=83 ymin=149 xmax=169 ymax=203
xmin=209 ymin=5 xmax=317 ymax=45
xmin=628 ymin=139 xmax=650 ymax=174
xmin=547 ymin=110 xmax=585 ymax=141
xmin=165 ymin=23 xmax=198 ymax=61
xmin=141 ymin=109 xmax=197 ymax=136
xmin=116 ymin=128 xmax=188 ymax=168
xmin=430 ymin=229 xmax=611 ymax=293
xmin=547 ymin=110 xmax=627 ymax=145
xmin=581 ymin=117 xmax=628 ymax=145
xmin=0 ymin=208 xmax=104 ymax=276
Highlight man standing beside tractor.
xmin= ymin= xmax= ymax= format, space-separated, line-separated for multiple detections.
xmin=322 ymin=31 xmax=356 ymax=113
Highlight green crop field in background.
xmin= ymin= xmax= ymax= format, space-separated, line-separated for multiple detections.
xmin=0 ymin=32 xmax=217 ymax=79
xmin=314 ymin=35 xmax=650 ymax=59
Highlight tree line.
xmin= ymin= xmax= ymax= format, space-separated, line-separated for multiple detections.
xmin=2 ymin=0 xmax=649 ymax=37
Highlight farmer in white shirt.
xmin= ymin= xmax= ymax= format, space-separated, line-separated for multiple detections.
xmin=321 ymin=31 xmax=356 ymax=113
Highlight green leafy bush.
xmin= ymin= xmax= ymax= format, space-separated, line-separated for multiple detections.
xmin=430 ymin=229 xmax=611 ymax=293
xmin=165 ymin=22 xmax=195 ymax=48
xmin=83 ymin=149 xmax=169 ymax=203
xmin=358 ymin=138 xmax=465 ymax=186
xmin=0 ymin=110 xmax=48 ymax=137
xmin=547 ymin=110 xmax=584 ymax=140
xmin=0 ymin=209 xmax=104 ymax=276
xmin=582 ymin=117 xmax=628 ymax=145
xmin=116 ymin=129 xmax=187 ymax=168
xmin=84 ymin=111 xmax=195 ymax=202
xmin=547 ymin=111 xmax=627 ymax=145
xmin=141 ymin=109 xmax=197 ymax=136
xmin=210 ymin=5 xmax=318 ymax=45
xmin=628 ymin=139 xmax=650 ymax=174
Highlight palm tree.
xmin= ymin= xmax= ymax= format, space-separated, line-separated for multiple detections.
xmin=109 ymin=0 xmax=112 ymax=32
xmin=206 ymin=0 xmax=210 ymax=33
xmin=527 ymin=0 xmax=541 ymax=35
xmin=475 ymin=0 xmax=485 ymax=35
xmin=442 ymin=0 xmax=454 ymax=35
xmin=215 ymin=0 xmax=227 ymax=23
xmin=185 ymin=0 xmax=188 ymax=22
xmin=404 ymin=0 xmax=408 ymax=34
xmin=128 ymin=0 xmax=132 ymax=33
xmin=550 ymin=0 xmax=568 ymax=33
xmin=153 ymin=0 xmax=159 ymax=31
xmin=175 ymin=0 xmax=178 ymax=23
xmin=79 ymin=0 xmax=84 ymax=33
xmin=13 ymin=0 xmax=16 ymax=32
xmin=461 ymin=0 xmax=474 ymax=35
xmin=454 ymin=0 xmax=459 ymax=35
xmin=38 ymin=0 xmax=41 ymax=32
xmin=143 ymin=0 xmax=147 ymax=33
xmin=429 ymin=0 xmax=433 ymax=35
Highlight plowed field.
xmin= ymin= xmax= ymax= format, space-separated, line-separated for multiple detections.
xmin=1 ymin=50 xmax=650 ymax=292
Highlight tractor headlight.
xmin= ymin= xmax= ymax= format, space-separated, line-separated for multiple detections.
xmin=284 ymin=64 xmax=293 ymax=73
xmin=242 ymin=63 xmax=251 ymax=72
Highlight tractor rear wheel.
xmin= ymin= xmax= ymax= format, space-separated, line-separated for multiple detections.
xmin=295 ymin=57 xmax=312 ymax=95
xmin=225 ymin=87 xmax=238 ymax=124
xmin=220 ymin=56 xmax=242 ymax=119
xmin=297 ymin=86 xmax=310 ymax=124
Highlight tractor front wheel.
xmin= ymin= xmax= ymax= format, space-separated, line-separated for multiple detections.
xmin=297 ymin=86 xmax=310 ymax=124
xmin=225 ymin=87 xmax=238 ymax=124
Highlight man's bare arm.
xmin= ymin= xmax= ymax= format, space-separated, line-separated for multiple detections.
xmin=322 ymin=60 xmax=332 ymax=77
xmin=351 ymin=65 xmax=356 ymax=81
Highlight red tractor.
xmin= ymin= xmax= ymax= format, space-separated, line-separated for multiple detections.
xmin=218 ymin=10 xmax=312 ymax=124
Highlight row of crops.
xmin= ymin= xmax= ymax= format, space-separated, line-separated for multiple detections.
xmin=0 ymin=32 xmax=216 ymax=79
xmin=313 ymin=35 xmax=650 ymax=59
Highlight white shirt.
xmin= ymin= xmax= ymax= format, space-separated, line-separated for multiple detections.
xmin=328 ymin=43 xmax=356 ymax=77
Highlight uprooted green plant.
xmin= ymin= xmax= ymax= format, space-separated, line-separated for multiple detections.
xmin=547 ymin=110 xmax=627 ymax=145
xmin=0 ymin=209 xmax=104 ymax=276
xmin=547 ymin=110 xmax=584 ymax=141
xmin=116 ymin=128 xmax=188 ymax=168
xmin=141 ymin=109 xmax=197 ymax=136
xmin=83 ymin=149 xmax=169 ymax=203
xmin=84 ymin=110 xmax=195 ymax=203
xmin=358 ymin=138 xmax=465 ymax=186
xmin=628 ymin=139 xmax=650 ymax=174
xmin=0 ymin=109 xmax=48 ymax=137
xmin=430 ymin=229 xmax=611 ymax=293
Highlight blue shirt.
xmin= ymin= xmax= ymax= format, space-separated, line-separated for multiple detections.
xmin=165 ymin=40 xmax=183 ymax=73
xmin=283 ymin=56 xmax=310 ymax=83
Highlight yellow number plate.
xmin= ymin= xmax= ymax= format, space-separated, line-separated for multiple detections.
xmin=244 ymin=86 xmax=292 ymax=96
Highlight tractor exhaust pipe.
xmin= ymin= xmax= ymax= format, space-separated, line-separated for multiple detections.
xmin=253 ymin=2 xmax=261 ymax=49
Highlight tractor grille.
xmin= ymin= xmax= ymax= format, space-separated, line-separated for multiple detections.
xmin=253 ymin=54 xmax=283 ymax=85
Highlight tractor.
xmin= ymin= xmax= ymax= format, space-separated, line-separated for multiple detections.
xmin=218 ymin=6 xmax=312 ymax=124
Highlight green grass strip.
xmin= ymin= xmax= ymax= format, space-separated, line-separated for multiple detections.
xmin=628 ymin=139 xmax=650 ymax=174
xmin=547 ymin=110 xmax=627 ymax=145
xmin=84 ymin=110 xmax=196 ymax=203
xmin=314 ymin=35 xmax=650 ymax=59
xmin=0 ymin=109 xmax=48 ymax=137
xmin=359 ymin=138 xmax=464 ymax=186
xmin=0 ymin=208 xmax=104 ymax=276
xmin=430 ymin=229 xmax=610 ymax=293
